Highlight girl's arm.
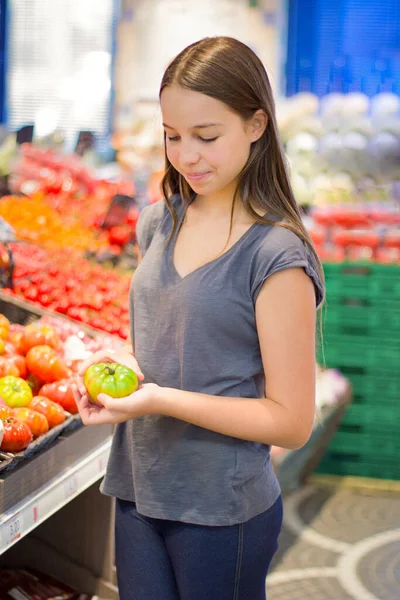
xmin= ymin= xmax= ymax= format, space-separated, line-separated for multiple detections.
xmin=157 ymin=267 xmax=317 ymax=449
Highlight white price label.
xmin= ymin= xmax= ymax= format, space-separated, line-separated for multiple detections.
xmin=2 ymin=513 xmax=23 ymax=547
xmin=64 ymin=475 xmax=79 ymax=500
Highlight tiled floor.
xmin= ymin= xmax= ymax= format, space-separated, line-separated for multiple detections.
xmin=267 ymin=482 xmax=400 ymax=600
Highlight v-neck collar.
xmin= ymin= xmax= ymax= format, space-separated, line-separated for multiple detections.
xmin=168 ymin=208 xmax=262 ymax=282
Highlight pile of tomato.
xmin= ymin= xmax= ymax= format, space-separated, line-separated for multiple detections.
xmin=0 ymin=315 xmax=81 ymax=453
xmin=5 ymin=242 xmax=131 ymax=339
xmin=8 ymin=144 xmax=139 ymax=249
xmin=0 ymin=195 xmax=109 ymax=254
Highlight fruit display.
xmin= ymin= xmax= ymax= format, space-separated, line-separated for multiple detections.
xmin=307 ymin=205 xmax=400 ymax=264
xmin=0 ymin=195 xmax=108 ymax=254
xmin=83 ymin=363 xmax=138 ymax=405
xmin=0 ymin=309 xmax=123 ymax=455
xmin=11 ymin=144 xmax=139 ymax=242
xmin=11 ymin=144 xmax=135 ymax=204
xmin=0 ymin=144 xmax=141 ymax=275
xmin=277 ymin=92 xmax=400 ymax=207
xmin=6 ymin=242 xmax=131 ymax=339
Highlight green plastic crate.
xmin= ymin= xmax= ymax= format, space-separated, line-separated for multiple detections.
xmin=325 ymin=284 xmax=400 ymax=305
xmin=329 ymin=431 xmax=400 ymax=457
xmin=323 ymin=262 xmax=400 ymax=278
xmin=319 ymin=336 xmax=400 ymax=370
xmin=346 ymin=373 xmax=399 ymax=402
xmin=340 ymin=404 xmax=400 ymax=429
xmin=317 ymin=456 xmax=400 ymax=480
xmin=323 ymin=304 xmax=400 ymax=337
xmin=323 ymin=262 xmax=400 ymax=303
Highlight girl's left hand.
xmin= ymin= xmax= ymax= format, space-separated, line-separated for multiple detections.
xmin=72 ymin=382 xmax=161 ymax=425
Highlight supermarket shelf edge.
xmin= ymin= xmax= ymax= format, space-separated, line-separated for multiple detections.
xmin=0 ymin=437 xmax=112 ymax=555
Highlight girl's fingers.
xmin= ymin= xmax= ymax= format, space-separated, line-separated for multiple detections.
xmin=96 ymin=393 xmax=112 ymax=407
xmin=78 ymin=351 xmax=116 ymax=376
xmin=72 ymin=383 xmax=82 ymax=404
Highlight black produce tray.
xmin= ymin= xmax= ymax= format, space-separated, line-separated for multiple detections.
xmin=0 ymin=292 xmax=119 ymax=479
xmin=0 ymin=422 xmax=113 ymax=513
xmin=0 ymin=291 xmax=105 ymax=337
xmin=0 ymin=296 xmax=38 ymax=327
xmin=0 ymin=415 xmax=82 ymax=474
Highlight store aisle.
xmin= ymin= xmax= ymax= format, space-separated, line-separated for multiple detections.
xmin=267 ymin=482 xmax=400 ymax=600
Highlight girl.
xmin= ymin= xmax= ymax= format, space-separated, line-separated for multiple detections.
xmin=75 ymin=36 xmax=324 ymax=600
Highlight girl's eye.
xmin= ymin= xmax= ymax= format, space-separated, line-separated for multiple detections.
xmin=166 ymin=136 xmax=218 ymax=143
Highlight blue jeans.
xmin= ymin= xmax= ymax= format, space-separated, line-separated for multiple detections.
xmin=115 ymin=496 xmax=283 ymax=600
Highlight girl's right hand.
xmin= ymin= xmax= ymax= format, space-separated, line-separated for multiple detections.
xmin=76 ymin=349 xmax=144 ymax=399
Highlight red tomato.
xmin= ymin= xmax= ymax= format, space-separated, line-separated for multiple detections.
xmin=55 ymin=301 xmax=69 ymax=315
xmin=20 ymin=324 xmax=61 ymax=354
xmin=39 ymin=379 xmax=78 ymax=414
xmin=1 ymin=417 xmax=33 ymax=452
xmin=9 ymin=324 xmax=24 ymax=334
xmin=24 ymin=287 xmax=38 ymax=301
xmin=7 ymin=355 xmax=27 ymax=379
xmin=26 ymin=345 xmax=70 ymax=383
xmin=8 ymin=331 xmax=23 ymax=353
xmin=13 ymin=407 xmax=49 ymax=438
xmin=29 ymin=396 xmax=66 ymax=428
xmin=0 ymin=358 xmax=20 ymax=377
xmin=3 ymin=340 xmax=21 ymax=356
xmin=108 ymin=225 xmax=132 ymax=246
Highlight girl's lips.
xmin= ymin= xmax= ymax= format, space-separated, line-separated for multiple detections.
xmin=185 ymin=172 xmax=211 ymax=182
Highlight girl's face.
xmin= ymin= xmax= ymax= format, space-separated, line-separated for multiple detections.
xmin=161 ymin=85 xmax=260 ymax=200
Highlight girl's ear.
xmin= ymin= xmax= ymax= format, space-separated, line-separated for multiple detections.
xmin=251 ymin=110 xmax=268 ymax=142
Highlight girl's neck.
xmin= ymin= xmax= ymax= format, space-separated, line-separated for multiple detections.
xmin=190 ymin=194 xmax=263 ymax=225
xmin=191 ymin=179 xmax=239 ymax=220
xmin=192 ymin=194 xmax=234 ymax=219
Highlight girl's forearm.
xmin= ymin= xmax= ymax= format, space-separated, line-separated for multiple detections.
xmin=156 ymin=387 xmax=312 ymax=450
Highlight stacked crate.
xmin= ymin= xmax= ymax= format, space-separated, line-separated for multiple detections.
xmin=317 ymin=262 xmax=400 ymax=480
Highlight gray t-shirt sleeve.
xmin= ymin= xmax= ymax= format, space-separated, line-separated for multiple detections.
xmin=136 ymin=200 xmax=166 ymax=257
xmin=250 ymin=226 xmax=325 ymax=307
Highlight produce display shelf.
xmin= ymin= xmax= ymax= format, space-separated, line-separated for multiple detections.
xmin=0 ymin=435 xmax=112 ymax=556
xmin=0 ymin=290 xmax=106 ymax=337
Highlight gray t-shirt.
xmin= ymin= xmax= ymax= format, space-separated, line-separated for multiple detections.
xmin=101 ymin=195 xmax=324 ymax=525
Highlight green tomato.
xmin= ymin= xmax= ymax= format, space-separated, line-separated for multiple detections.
xmin=0 ymin=375 xmax=33 ymax=408
xmin=83 ymin=363 xmax=138 ymax=405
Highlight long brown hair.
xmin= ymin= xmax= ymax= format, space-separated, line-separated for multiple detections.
xmin=159 ymin=36 xmax=325 ymax=297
